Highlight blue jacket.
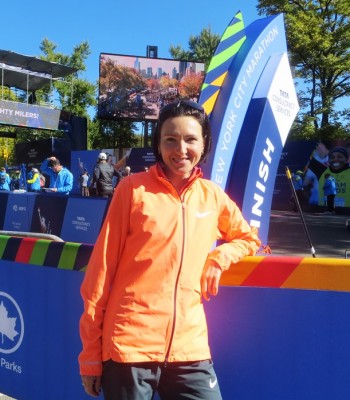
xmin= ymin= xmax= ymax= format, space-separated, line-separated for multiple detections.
xmin=27 ymin=172 xmax=41 ymax=192
xmin=40 ymin=160 xmax=73 ymax=194
xmin=323 ymin=176 xmax=337 ymax=196
xmin=292 ymin=174 xmax=303 ymax=191
xmin=0 ymin=171 xmax=11 ymax=191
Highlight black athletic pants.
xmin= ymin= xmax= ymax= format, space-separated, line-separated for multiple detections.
xmin=101 ymin=359 xmax=222 ymax=400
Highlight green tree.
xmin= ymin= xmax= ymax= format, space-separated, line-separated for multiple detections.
xmin=39 ymin=38 xmax=97 ymax=118
xmin=169 ymin=26 xmax=220 ymax=68
xmin=88 ymin=118 xmax=139 ymax=150
xmin=257 ymin=0 xmax=350 ymax=139
xmin=1 ymin=39 xmax=98 ymax=152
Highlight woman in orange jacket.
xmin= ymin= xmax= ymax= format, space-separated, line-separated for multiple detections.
xmin=79 ymin=100 xmax=261 ymax=399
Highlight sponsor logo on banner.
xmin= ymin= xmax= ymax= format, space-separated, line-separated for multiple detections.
xmin=0 ymin=292 xmax=24 ymax=374
xmin=12 ymin=204 xmax=27 ymax=212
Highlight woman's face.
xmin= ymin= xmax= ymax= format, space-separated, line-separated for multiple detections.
xmin=329 ymin=151 xmax=348 ymax=171
xmin=159 ymin=116 xmax=204 ymax=182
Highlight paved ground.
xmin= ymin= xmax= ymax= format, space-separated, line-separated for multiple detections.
xmin=1 ymin=209 xmax=349 ymax=400
xmin=267 ymin=209 xmax=350 ymax=259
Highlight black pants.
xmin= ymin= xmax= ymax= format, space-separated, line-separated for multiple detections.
xmin=101 ymin=359 xmax=222 ymax=400
xmin=327 ymin=194 xmax=335 ymax=212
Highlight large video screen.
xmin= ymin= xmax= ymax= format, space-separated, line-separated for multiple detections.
xmin=98 ymin=53 xmax=205 ymax=121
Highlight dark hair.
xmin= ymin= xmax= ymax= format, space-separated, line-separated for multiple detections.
xmin=48 ymin=158 xmax=60 ymax=168
xmin=329 ymin=147 xmax=349 ymax=159
xmin=152 ymin=100 xmax=212 ymax=163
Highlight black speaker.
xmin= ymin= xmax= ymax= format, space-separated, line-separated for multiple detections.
xmin=146 ymin=45 xmax=158 ymax=58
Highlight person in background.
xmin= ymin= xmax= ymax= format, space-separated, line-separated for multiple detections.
xmin=90 ymin=152 xmax=120 ymax=198
xmin=305 ymin=145 xmax=350 ymax=207
xmin=291 ymin=170 xmax=304 ymax=211
xmin=40 ymin=156 xmax=73 ymax=194
xmin=0 ymin=167 xmax=11 ymax=191
xmin=79 ymin=169 xmax=90 ymax=197
xmin=79 ymin=100 xmax=261 ymax=399
xmin=322 ymin=173 xmax=337 ymax=215
xmin=11 ymin=169 xmax=22 ymax=190
xmin=122 ymin=165 xmax=132 ymax=178
xmin=27 ymin=167 xmax=41 ymax=192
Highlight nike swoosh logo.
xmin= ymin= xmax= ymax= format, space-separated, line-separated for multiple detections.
xmin=196 ymin=211 xmax=214 ymax=218
xmin=209 ymin=377 xmax=218 ymax=389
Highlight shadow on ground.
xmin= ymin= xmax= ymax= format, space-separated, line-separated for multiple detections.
xmin=268 ymin=210 xmax=350 ymax=258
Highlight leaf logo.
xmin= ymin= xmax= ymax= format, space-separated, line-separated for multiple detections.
xmin=0 ymin=292 xmax=24 ymax=354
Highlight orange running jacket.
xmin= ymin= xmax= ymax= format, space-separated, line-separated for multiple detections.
xmin=79 ymin=164 xmax=261 ymax=376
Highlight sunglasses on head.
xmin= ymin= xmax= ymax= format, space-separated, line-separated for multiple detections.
xmin=160 ymin=99 xmax=205 ymax=116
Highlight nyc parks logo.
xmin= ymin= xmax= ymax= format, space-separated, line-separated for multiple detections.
xmin=0 ymin=292 xmax=24 ymax=354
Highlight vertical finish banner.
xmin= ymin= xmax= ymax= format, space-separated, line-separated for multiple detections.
xmin=200 ymin=13 xmax=299 ymax=245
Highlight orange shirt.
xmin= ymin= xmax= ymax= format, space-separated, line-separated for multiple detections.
xmin=79 ymin=164 xmax=260 ymax=376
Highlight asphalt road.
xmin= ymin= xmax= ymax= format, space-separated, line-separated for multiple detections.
xmin=267 ymin=209 xmax=350 ymax=259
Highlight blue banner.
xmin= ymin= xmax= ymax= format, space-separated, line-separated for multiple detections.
xmin=204 ymin=286 xmax=350 ymax=400
xmin=1 ymin=261 xmax=350 ymax=400
xmin=200 ymin=14 xmax=299 ymax=245
xmin=0 ymin=99 xmax=61 ymax=130
xmin=0 ymin=262 xmax=90 ymax=400
xmin=60 ymin=197 xmax=108 ymax=243
xmin=3 ymin=192 xmax=37 ymax=232
xmin=0 ymin=192 xmax=9 ymax=229
xmin=70 ymin=150 xmax=100 ymax=195
xmin=30 ymin=193 xmax=69 ymax=237
xmin=202 ymin=14 xmax=288 ymax=187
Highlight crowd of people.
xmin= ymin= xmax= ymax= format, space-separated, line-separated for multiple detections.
xmin=0 ymin=154 xmax=135 ymax=197
xmin=291 ymin=144 xmax=350 ymax=214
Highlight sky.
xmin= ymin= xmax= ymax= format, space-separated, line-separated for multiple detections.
xmin=2 ymin=1 xmax=260 ymax=88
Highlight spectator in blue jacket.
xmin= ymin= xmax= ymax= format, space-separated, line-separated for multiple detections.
xmin=40 ymin=156 xmax=73 ymax=194
xmin=0 ymin=167 xmax=11 ymax=191
xmin=323 ymin=173 xmax=337 ymax=215
xmin=27 ymin=167 xmax=41 ymax=192
xmin=291 ymin=170 xmax=304 ymax=211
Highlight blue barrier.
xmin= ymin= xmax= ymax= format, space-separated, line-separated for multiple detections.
xmin=1 ymin=239 xmax=350 ymax=400
xmin=0 ymin=192 xmax=108 ymax=244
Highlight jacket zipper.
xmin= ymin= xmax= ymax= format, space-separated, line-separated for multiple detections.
xmin=163 ymin=192 xmax=187 ymax=368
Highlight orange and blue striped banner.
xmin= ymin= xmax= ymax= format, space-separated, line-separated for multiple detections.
xmin=221 ymin=256 xmax=350 ymax=292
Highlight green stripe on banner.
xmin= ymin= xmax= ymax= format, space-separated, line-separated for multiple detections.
xmin=221 ymin=15 xmax=244 ymax=41
xmin=0 ymin=235 xmax=10 ymax=259
xmin=208 ymin=37 xmax=246 ymax=71
xmin=58 ymin=242 xmax=80 ymax=270
xmin=29 ymin=240 xmax=51 ymax=265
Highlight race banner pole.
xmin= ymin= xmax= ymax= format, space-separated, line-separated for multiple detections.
xmin=285 ymin=166 xmax=316 ymax=258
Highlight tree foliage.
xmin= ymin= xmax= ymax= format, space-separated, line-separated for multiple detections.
xmin=169 ymin=26 xmax=220 ymax=69
xmin=99 ymin=58 xmax=146 ymax=97
xmin=88 ymin=118 xmax=139 ymax=150
xmin=39 ymin=38 xmax=97 ymax=118
xmin=257 ymin=0 xmax=350 ymax=139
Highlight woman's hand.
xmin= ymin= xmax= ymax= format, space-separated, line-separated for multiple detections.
xmin=201 ymin=264 xmax=222 ymax=301
xmin=81 ymin=375 xmax=102 ymax=397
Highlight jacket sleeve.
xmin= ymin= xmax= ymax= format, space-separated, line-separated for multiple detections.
xmin=78 ymin=178 xmax=132 ymax=376
xmin=205 ymin=186 xmax=261 ymax=271
xmin=40 ymin=159 xmax=50 ymax=175
xmin=56 ymin=171 xmax=73 ymax=193
xmin=27 ymin=173 xmax=39 ymax=184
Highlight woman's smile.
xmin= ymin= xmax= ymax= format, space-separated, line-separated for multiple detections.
xmin=159 ymin=116 xmax=204 ymax=189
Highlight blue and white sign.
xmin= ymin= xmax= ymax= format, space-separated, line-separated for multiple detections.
xmin=60 ymin=197 xmax=108 ymax=244
xmin=3 ymin=192 xmax=37 ymax=232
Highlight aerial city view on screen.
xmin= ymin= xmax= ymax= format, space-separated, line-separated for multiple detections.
xmin=98 ymin=53 xmax=205 ymax=121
